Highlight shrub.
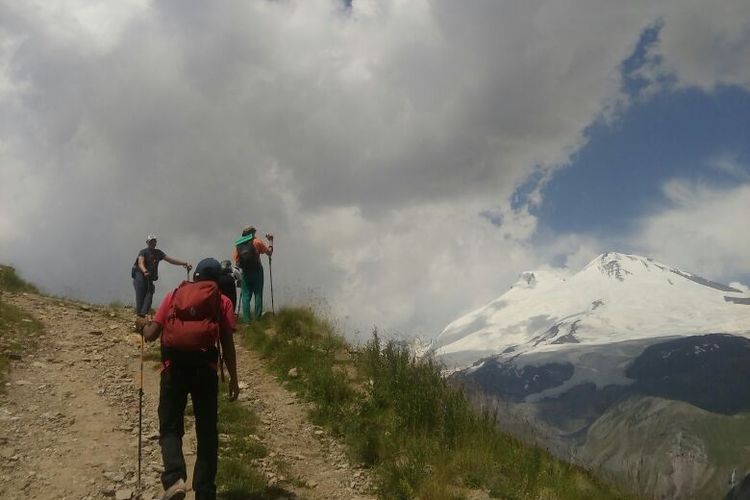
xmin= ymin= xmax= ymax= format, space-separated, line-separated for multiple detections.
xmin=0 ymin=265 xmax=39 ymax=294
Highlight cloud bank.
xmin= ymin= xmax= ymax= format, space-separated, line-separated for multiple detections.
xmin=1 ymin=0 xmax=749 ymax=338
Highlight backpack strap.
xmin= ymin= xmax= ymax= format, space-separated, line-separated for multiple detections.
xmin=165 ymin=283 xmax=185 ymax=323
xmin=213 ymin=294 xmax=225 ymax=382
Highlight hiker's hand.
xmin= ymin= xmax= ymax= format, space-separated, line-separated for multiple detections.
xmin=184 ymin=263 xmax=192 ymax=271
xmin=134 ymin=316 xmax=149 ymax=333
xmin=265 ymin=233 xmax=273 ymax=241
xmin=228 ymin=378 xmax=240 ymax=402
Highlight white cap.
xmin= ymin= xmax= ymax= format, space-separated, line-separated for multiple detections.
xmin=146 ymin=234 xmax=157 ymax=242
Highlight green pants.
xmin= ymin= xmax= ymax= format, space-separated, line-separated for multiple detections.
xmin=240 ymin=266 xmax=264 ymax=322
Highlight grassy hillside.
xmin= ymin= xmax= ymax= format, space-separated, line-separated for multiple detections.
xmin=0 ymin=265 xmax=39 ymax=294
xmin=241 ymin=308 xmax=636 ymax=499
xmin=0 ymin=265 xmax=43 ymax=389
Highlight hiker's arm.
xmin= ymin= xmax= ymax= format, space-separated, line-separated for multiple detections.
xmin=164 ymin=256 xmax=192 ymax=270
xmin=139 ymin=292 xmax=172 ymax=341
xmin=138 ymin=255 xmax=149 ymax=275
xmin=220 ymin=328 xmax=240 ymax=401
xmin=258 ymin=237 xmax=273 ymax=257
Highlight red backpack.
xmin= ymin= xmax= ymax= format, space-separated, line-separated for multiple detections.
xmin=161 ymin=281 xmax=221 ymax=353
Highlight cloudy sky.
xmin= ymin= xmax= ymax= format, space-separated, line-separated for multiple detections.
xmin=1 ymin=0 xmax=749 ymax=340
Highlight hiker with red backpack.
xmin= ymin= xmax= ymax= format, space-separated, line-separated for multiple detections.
xmin=232 ymin=225 xmax=273 ymax=322
xmin=137 ymin=258 xmax=239 ymax=500
xmin=131 ymin=234 xmax=192 ymax=318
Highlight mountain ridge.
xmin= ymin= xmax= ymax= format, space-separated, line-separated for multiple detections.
xmin=431 ymin=252 xmax=750 ymax=374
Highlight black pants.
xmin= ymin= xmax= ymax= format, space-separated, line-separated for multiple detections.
xmin=158 ymin=363 xmax=218 ymax=500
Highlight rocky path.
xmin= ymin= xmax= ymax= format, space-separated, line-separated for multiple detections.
xmin=0 ymin=292 xmax=374 ymax=500
xmin=236 ymin=342 xmax=373 ymax=499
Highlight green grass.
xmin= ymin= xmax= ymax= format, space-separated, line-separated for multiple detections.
xmin=0 ymin=300 xmax=44 ymax=389
xmin=217 ymin=381 xmax=281 ymax=499
xmin=242 ymin=308 xmax=636 ymax=500
xmin=0 ymin=265 xmax=39 ymax=294
xmin=0 ymin=266 xmax=44 ymax=390
xmin=216 ymin=386 xmax=266 ymax=497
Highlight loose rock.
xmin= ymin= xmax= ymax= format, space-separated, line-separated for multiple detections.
xmin=115 ymin=488 xmax=133 ymax=500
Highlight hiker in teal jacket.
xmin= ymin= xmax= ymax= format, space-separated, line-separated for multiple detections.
xmin=232 ymin=226 xmax=273 ymax=321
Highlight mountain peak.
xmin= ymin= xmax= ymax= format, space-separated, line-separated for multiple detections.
xmin=582 ymin=252 xmax=744 ymax=292
xmin=433 ymin=252 xmax=750 ymax=370
xmin=594 ymin=252 xmax=635 ymax=281
xmin=582 ymin=252 xmax=667 ymax=282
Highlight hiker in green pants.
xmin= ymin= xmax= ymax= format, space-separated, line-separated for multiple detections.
xmin=232 ymin=225 xmax=273 ymax=321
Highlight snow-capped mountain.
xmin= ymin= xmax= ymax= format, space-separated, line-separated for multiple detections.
xmin=431 ymin=252 xmax=750 ymax=498
xmin=432 ymin=252 xmax=750 ymax=375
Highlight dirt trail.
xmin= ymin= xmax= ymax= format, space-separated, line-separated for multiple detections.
xmin=0 ymin=292 xmax=374 ymax=500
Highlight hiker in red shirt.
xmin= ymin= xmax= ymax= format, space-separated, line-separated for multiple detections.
xmin=138 ymin=258 xmax=239 ymax=500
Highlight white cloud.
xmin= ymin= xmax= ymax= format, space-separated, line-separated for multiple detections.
xmin=709 ymin=153 xmax=750 ymax=181
xmin=633 ymin=179 xmax=750 ymax=281
xmin=638 ymin=0 xmax=750 ymax=92
xmin=1 ymin=0 xmax=749 ymax=338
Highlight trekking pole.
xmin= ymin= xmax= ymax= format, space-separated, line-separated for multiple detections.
xmin=269 ymin=255 xmax=275 ymax=314
xmin=138 ymin=333 xmax=144 ymax=493
xmin=265 ymin=234 xmax=275 ymax=314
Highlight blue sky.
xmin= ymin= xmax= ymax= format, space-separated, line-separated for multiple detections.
xmin=531 ymin=24 xmax=750 ymax=237
xmin=539 ymin=86 xmax=750 ymax=235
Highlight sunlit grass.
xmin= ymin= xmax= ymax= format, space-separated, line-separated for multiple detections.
xmin=216 ymin=383 xmax=269 ymax=499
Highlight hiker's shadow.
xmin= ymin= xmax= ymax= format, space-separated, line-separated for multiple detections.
xmin=219 ymin=485 xmax=299 ymax=500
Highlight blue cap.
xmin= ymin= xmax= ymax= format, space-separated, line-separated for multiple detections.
xmin=193 ymin=258 xmax=221 ymax=282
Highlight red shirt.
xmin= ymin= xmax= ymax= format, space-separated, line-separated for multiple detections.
xmin=153 ymin=287 xmax=236 ymax=333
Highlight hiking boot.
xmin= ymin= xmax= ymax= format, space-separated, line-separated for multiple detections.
xmin=161 ymin=478 xmax=186 ymax=500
